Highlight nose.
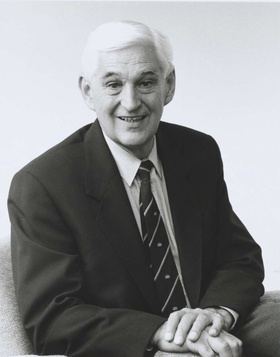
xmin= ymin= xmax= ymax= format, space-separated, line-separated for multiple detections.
xmin=120 ymin=84 xmax=141 ymax=112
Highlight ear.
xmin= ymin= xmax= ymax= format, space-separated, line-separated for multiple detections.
xmin=79 ymin=76 xmax=95 ymax=111
xmin=164 ymin=70 xmax=176 ymax=106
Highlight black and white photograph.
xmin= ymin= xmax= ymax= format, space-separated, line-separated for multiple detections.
xmin=0 ymin=2 xmax=279 ymax=357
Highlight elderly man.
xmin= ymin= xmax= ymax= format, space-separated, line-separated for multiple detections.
xmin=8 ymin=21 xmax=279 ymax=357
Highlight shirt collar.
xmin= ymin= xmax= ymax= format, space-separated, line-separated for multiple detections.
xmin=102 ymin=132 xmax=162 ymax=187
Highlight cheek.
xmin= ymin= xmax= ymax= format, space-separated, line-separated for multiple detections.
xmin=150 ymin=101 xmax=164 ymax=119
xmin=93 ymin=96 xmax=115 ymax=116
xmin=148 ymin=91 xmax=166 ymax=110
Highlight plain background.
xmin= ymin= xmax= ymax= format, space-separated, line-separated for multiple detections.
xmin=0 ymin=1 xmax=279 ymax=290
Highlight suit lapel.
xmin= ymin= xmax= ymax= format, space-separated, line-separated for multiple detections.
xmin=84 ymin=121 xmax=161 ymax=314
xmin=157 ymin=125 xmax=202 ymax=308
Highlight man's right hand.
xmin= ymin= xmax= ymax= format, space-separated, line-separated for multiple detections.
xmin=151 ymin=323 xmax=242 ymax=357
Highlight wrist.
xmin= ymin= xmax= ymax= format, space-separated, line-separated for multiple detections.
xmin=218 ymin=308 xmax=234 ymax=330
xmin=148 ymin=322 xmax=166 ymax=349
xmin=205 ymin=307 xmax=234 ymax=331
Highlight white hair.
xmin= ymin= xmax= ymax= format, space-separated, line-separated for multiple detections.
xmin=81 ymin=21 xmax=174 ymax=80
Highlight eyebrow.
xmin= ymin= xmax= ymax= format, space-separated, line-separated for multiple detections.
xmin=140 ymin=70 xmax=159 ymax=77
xmin=101 ymin=72 xmax=122 ymax=80
xmin=101 ymin=69 xmax=159 ymax=81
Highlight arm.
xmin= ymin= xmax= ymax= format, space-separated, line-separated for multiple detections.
xmin=169 ymin=138 xmax=264 ymax=343
xmin=198 ymin=138 xmax=265 ymax=320
xmin=158 ymin=125 xmax=264 ymax=320
xmin=148 ymin=130 xmax=264 ymax=354
xmin=8 ymin=170 xmax=165 ymax=357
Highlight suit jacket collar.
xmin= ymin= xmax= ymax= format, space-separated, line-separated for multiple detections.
xmin=85 ymin=120 xmax=118 ymax=201
xmin=84 ymin=120 xmax=202 ymax=309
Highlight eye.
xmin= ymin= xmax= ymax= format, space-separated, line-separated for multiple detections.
xmin=107 ymin=82 xmax=121 ymax=89
xmin=104 ymin=81 xmax=123 ymax=95
xmin=137 ymin=80 xmax=157 ymax=93
xmin=140 ymin=81 xmax=152 ymax=88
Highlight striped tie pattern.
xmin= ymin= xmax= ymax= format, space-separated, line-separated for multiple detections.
xmin=138 ymin=160 xmax=186 ymax=317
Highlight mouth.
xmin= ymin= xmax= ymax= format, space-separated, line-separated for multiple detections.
xmin=118 ymin=116 xmax=146 ymax=123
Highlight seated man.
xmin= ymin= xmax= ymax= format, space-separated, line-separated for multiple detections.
xmin=8 ymin=21 xmax=279 ymax=357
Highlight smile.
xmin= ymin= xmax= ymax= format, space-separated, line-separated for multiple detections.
xmin=118 ymin=116 xmax=145 ymax=123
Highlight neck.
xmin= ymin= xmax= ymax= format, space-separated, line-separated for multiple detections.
xmin=120 ymin=138 xmax=154 ymax=160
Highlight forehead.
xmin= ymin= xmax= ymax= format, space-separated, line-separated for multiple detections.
xmin=94 ymin=44 xmax=162 ymax=79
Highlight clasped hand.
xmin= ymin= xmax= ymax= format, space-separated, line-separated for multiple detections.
xmin=151 ymin=307 xmax=242 ymax=357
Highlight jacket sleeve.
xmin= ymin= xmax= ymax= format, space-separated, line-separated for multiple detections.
xmin=8 ymin=169 xmax=165 ymax=357
xmin=198 ymin=138 xmax=264 ymax=323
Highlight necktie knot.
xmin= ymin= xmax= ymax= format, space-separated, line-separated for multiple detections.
xmin=137 ymin=160 xmax=154 ymax=182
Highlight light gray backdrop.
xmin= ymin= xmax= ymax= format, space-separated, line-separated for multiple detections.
xmin=0 ymin=1 xmax=279 ymax=290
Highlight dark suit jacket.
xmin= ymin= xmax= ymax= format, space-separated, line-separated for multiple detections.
xmin=8 ymin=120 xmax=264 ymax=357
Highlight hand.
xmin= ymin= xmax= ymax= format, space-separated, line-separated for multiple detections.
xmin=164 ymin=307 xmax=233 ymax=345
xmin=152 ymin=324 xmax=242 ymax=357
xmin=187 ymin=327 xmax=242 ymax=357
xmin=204 ymin=307 xmax=234 ymax=333
xmin=189 ymin=327 xmax=242 ymax=357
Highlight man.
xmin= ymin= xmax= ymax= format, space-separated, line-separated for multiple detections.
xmin=8 ymin=21 xmax=279 ymax=357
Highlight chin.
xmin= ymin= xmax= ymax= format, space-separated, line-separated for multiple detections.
xmin=122 ymin=138 xmax=153 ymax=158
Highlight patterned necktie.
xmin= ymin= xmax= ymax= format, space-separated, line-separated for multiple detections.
xmin=137 ymin=160 xmax=186 ymax=317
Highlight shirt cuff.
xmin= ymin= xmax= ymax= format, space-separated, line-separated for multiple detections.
xmin=220 ymin=306 xmax=239 ymax=330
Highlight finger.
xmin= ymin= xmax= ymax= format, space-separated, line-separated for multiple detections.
xmin=188 ymin=311 xmax=212 ymax=342
xmin=173 ymin=313 xmax=196 ymax=345
xmin=187 ymin=338 xmax=217 ymax=357
xmin=225 ymin=335 xmax=243 ymax=357
xmin=198 ymin=345 xmax=218 ymax=357
xmin=208 ymin=332 xmax=243 ymax=357
xmin=208 ymin=337 xmax=234 ymax=357
xmin=216 ymin=332 xmax=243 ymax=357
xmin=164 ymin=310 xmax=186 ymax=342
xmin=209 ymin=313 xmax=225 ymax=336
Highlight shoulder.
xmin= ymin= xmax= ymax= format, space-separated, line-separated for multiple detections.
xmin=157 ymin=121 xmax=221 ymax=160
xmin=10 ymin=123 xmax=93 ymax=194
xmin=17 ymin=124 xmax=92 ymax=177
xmin=158 ymin=121 xmax=217 ymax=144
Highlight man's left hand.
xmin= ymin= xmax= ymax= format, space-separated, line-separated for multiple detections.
xmin=164 ymin=307 xmax=234 ymax=345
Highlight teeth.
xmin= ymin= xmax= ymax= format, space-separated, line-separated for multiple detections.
xmin=119 ymin=116 xmax=143 ymax=123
